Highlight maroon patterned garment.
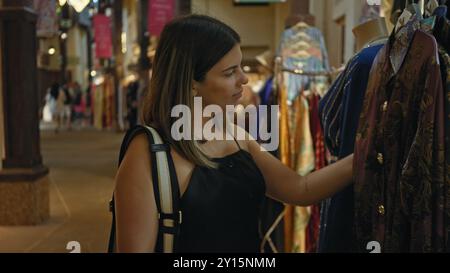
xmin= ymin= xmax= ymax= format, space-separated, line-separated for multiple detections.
xmin=353 ymin=16 xmax=447 ymax=252
xmin=305 ymin=93 xmax=325 ymax=253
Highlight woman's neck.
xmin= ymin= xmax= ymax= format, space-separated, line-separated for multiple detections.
xmin=194 ymin=114 xmax=233 ymax=142
xmin=352 ymin=18 xmax=389 ymax=51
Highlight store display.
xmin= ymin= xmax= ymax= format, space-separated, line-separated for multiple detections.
xmin=353 ymin=5 xmax=449 ymax=252
xmin=318 ymin=17 xmax=388 ymax=253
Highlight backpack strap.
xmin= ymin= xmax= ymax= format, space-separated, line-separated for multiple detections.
xmin=107 ymin=125 xmax=181 ymax=253
xmin=144 ymin=125 xmax=181 ymax=253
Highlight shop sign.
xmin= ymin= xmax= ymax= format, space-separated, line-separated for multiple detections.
xmin=148 ymin=0 xmax=175 ymax=36
xmin=93 ymin=14 xmax=113 ymax=59
xmin=33 ymin=0 xmax=59 ymax=38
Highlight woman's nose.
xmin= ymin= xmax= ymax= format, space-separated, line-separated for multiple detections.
xmin=241 ymin=70 xmax=249 ymax=85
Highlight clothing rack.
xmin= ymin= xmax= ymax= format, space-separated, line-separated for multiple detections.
xmin=275 ymin=57 xmax=343 ymax=77
xmin=281 ymin=67 xmax=344 ymax=77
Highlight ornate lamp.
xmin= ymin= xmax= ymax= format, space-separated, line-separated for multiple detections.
xmin=67 ymin=0 xmax=90 ymax=13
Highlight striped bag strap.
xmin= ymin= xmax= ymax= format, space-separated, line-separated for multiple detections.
xmin=108 ymin=125 xmax=181 ymax=253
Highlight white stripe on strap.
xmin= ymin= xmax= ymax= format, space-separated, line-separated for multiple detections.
xmin=145 ymin=126 xmax=175 ymax=253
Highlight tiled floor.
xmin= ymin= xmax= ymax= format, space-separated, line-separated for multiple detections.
xmin=0 ymin=126 xmax=124 ymax=253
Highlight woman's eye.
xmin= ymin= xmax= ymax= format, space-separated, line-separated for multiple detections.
xmin=225 ymin=70 xmax=235 ymax=77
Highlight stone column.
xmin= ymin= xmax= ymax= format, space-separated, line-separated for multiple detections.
xmin=0 ymin=0 xmax=50 ymax=225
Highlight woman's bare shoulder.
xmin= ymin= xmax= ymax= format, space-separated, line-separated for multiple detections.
xmin=115 ymin=133 xmax=152 ymax=188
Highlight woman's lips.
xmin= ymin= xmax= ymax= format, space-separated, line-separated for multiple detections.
xmin=233 ymin=90 xmax=243 ymax=98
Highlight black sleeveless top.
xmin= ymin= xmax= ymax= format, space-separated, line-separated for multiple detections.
xmin=177 ymin=141 xmax=266 ymax=253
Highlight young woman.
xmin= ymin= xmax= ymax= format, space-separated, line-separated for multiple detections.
xmin=113 ymin=14 xmax=353 ymax=253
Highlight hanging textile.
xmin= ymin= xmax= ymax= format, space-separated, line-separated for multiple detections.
xmin=279 ymin=22 xmax=330 ymax=102
xmin=103 ymin=75 xmax=116 ymax=129
xmin=93 ymin=84 xmax=103 ymax=130
xmin=278 ymin=22 xmax=330 ymax=253
xmin=305 ymin=93 xmax=325 ymax=253
xmin=353 ymin=14 xmax=446 ymax=252
xmin=259 ymin=76 xmax=285 ymax=253
xmin=291 ymin=95 xmax=314 ymax=253
xmin=317 ymin=42 xmax=385 ymax=252
xmin=432 ymin=5 xmax=450 ymax=252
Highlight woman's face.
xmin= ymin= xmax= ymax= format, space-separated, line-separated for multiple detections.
xmin=194 ymin=44 xmax=249 ymax=110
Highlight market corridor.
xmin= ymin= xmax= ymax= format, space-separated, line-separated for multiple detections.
xmin=0 ymin=129 xmax=123 ymax=253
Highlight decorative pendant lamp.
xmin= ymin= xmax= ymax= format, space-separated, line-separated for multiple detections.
xmin=68 ymin=0 xmax=90 ymax=13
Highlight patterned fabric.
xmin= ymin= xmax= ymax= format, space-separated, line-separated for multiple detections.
xmin=278 ymin=25 xmax=330 ymax=252
xmin=317 ymin=43 xmax=385 ymax=252
xmin=353 ymin=14 xmax=446 ymax=252
xmin=433 ymin=6 xmax=450 ymax=252
xmin=438 ymin=47 xmax=450 ymax=253
xmin=291 ymin=95 xmax=314 ymax=253
xmin=279 ymin=24 xmax=330 ymax=102
xmin=294 ymin=97 xmax=315 ymax=176
xmin=257 ymin=76 xmax=285 ymax=253
xmin=279 ymin=83 xmax=293 ymax=252
xmin=305 ymin=93 xmax=325 ymax=253
xmin=309 ymin=94 xmax=327 ymax=171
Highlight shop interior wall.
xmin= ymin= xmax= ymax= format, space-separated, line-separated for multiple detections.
xmin=191 ymin=0 xmax=366 ymax=69
xmin=312 ymin=0 xmax=363 ymax=68
xmin=191 ymin=0 xmax=290 ymax=62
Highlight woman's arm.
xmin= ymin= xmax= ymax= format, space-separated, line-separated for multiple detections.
xmin=114 ymin=133 xmax=158 ymax=252
xmin=248 ymin=138 xmax=353 ymax=206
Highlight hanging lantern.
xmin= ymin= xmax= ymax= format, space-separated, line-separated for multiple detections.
xmin=68 ymin=0 xmax=90 ymax=13
xmin=59 ymin=0 xmax=67 ymax=6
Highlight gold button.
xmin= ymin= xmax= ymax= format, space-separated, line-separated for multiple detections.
xmin=377 ymin=153 xmax=384 ymax=164
xmin=382 ymin=101 xmax=388 ymax=112
xmin=378 ymin=205 xmax=385 ymax=215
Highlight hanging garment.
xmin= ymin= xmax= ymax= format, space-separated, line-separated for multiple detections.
xmin=353 ymin=15 xmax=446 ymax=252
xmin=292 ymin=95 xmax=315 ymax=253
xmin=434 ymin=7 xmax=450 ymax=53
xmin=438 ymin=47 xmax=450 ymax=254
xmin=279 ymin=24 xmax=330 ymax=102
xmin=258 ymin=76 xmax=285 ymax=253
xmin=309 ymin=93 xmax=327 ymax=171
xmin=433 ymin=5 xmax=450 ymax=251
xmin=259 ymin=77 xmax=274 ymax=106
xmin=279 ymin=24 xmax=330 ymax=252
xmin=93 ymin=85 xmax=103 ymax=130
xmin=279 ymin=82 xmax=294 ymax=252
xmin=317 ymin=43 xmax=385 ymax=252
xmin=294 ymin=96 xmax=315 ymax=177
xmin=305 ymin=93 xmax=325 ymax=253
